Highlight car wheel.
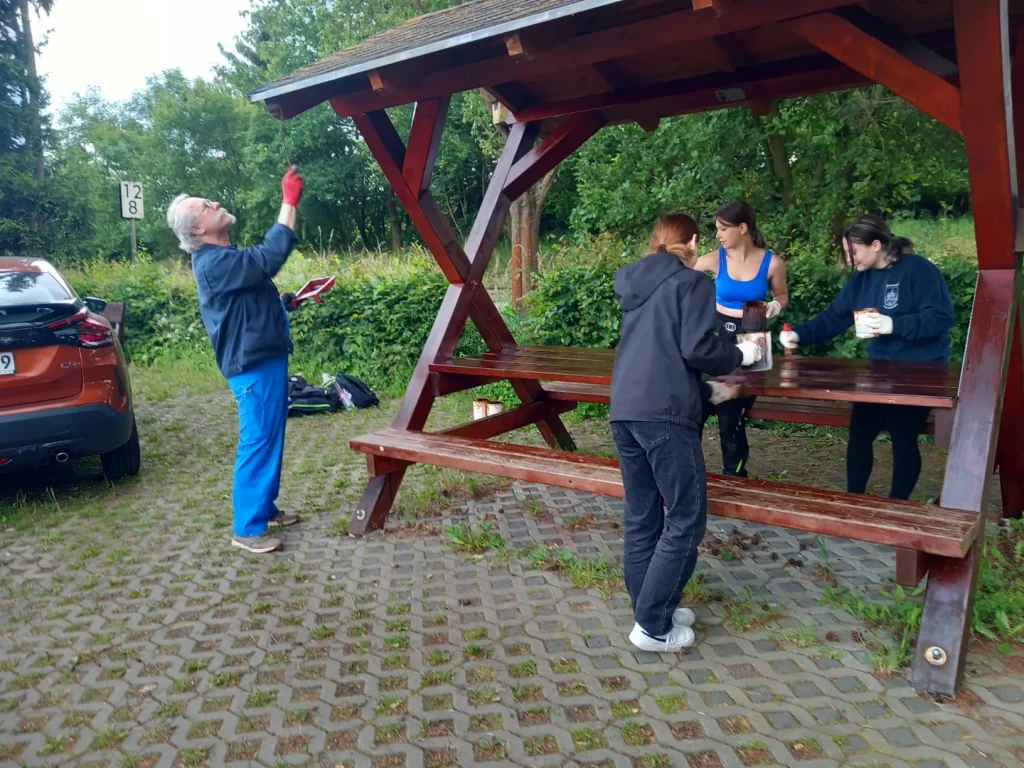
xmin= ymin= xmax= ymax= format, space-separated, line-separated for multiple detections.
xmin=101 ymin=418 xmax=141 ymax=481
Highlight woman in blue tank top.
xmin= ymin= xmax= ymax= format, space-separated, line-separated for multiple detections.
xmin=693 ymin=201 xmax=789 ymax=477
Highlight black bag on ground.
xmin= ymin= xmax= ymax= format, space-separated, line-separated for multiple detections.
xmin=335 ymin=373 xmax=380 ymax=409
xmin=287 ymin=374 xmax=340 ymax=417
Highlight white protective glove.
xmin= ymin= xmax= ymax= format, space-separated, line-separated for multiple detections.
xmin=766 ymin=300 xmax=782 ymax=319
xmin=736 ymin=340 xmax=763 ymax=367
xmin=706 ymin=381 xmax=742 ymax=405
xmin=860 ymin=312 xmax=894 ymax=336
xmin=779 ymin=330 xmax=800 ymax=349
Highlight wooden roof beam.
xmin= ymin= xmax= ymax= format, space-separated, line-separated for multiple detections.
xmin=508 ymin=51 xmax=863 ymax=124
xmin=330 ymin=0 xmax=857 ymax=117
xmin=600 ymin=62 xmax=868 ymax=125
xmin=504 ymin=113 xmax=606 ymax=200
xmin=711 ymin=33 xmax=746 ymax=72
xmin=790 ymin=10 xmax=961 ymax=133
xmin=403 ymin=97 xmax=450 ymax=198
xmin=589 ymin=60 xmax=658 ymax=131
xmin=693 ymin=0 xmax=727 ymax=16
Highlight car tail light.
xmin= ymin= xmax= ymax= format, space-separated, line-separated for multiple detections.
xmin=45 ymin=309 xmax=114 ymax=348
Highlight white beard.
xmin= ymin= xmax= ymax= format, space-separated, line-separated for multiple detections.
xmin=225 ymin=212 xmax=237 ymax=226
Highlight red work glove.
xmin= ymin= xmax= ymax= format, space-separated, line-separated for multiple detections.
xmin=281 ymin=164 xmax=304 ymax=206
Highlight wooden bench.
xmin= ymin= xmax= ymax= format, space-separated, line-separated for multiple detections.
xmin=350 ymin=428 xmax=978 ymax=559
xmin=542 ymin=382 xmax=951 ymax=446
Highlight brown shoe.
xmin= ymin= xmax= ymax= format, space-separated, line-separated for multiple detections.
xmin=231 ymin=534 xmax=282 ymax=553
xmin=268 ymin=512 xmax=300 ymax=528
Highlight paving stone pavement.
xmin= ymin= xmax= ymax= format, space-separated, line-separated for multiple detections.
xmin=2 ymin=478 xmax=1024 ymax=768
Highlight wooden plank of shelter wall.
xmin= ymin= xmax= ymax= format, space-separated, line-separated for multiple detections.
xmin=790 ymin=11 xmax=962 ymax=133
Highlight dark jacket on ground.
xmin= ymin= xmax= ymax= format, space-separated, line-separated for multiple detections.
xmin=610 ymin=252 xmax=743 ymax=430
xmin=192 ymin=223 xmax=297 ymax=379
xmin=792 ymin=253 xmax=953 ymax=361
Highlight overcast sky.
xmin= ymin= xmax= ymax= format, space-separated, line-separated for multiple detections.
xmin=36 ymin=0 xmax=251 ymax=115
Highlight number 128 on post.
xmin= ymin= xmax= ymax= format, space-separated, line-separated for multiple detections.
xmin=119 ymin=182 xmax=144 ymax=220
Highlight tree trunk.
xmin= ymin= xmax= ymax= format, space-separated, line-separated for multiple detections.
xmin=509 ymin=169 xmax=556 ymax=307
xmin=754 ymin=103 xmax=794 ymax=212
xmin=17 ymin=0 xmax=44 ymax=182
xmin=387 ymin=189 xmax=402 ymax=251
xmin=509 ymin=205 xmax=524 ymax=309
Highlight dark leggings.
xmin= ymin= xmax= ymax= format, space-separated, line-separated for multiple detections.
xmin=847 ymin=402 xmax=932 ymax=500
xmin=713 ymin=312 xmax=755 ymax=476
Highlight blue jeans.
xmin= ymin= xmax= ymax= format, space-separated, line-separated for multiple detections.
xmin=227 ymin=355 xmax=289 ymax=537
xmin=611 ymin=421 xmax=707 ymax=636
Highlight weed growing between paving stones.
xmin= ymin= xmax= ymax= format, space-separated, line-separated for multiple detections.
xmin=442 ymin=520 xmax=505 ymax=554
xmin=521 ymin=545 xmax=620 ymax=598
xmin=822 ymin=519 xmax=1024 ymax=671
xmin=771 ymin=624 xmax=820 ymax=648
xmin=725 ymin=589 xmax=784 ymax=632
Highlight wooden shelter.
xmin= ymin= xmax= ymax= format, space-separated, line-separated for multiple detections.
xmin=251 ymin=0 xmax=1024 ymax=696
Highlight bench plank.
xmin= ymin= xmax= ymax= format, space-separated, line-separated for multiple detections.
xmin=540 ymin=382 xmax=945 ymax=439
xmin=430 ymin=345 xmax=958 ymax=409
xmin=351 ymin=428 xmax=978 ymax=558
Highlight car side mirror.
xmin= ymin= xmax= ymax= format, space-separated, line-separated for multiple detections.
xmin=83 ymin=296 xmax=108 ymax=313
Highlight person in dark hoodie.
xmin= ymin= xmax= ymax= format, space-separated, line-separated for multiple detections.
xmin=611 ymin=214 xmax=762 ymax=652
xmin=780 ymin=215 xmax=954 ymax=500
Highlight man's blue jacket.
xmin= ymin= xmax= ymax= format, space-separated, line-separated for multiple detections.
xmin=191 ymin=223 xmax=296 ymax=379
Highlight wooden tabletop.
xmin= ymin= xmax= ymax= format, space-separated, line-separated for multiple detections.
xmin=430 ymin=346 xmax=959 ymax=409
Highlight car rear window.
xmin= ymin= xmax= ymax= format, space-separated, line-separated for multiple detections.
xmin=0 ymin=271 xmax=72 ymax=304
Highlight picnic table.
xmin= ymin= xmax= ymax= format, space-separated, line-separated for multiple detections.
xmin=249 ymin=0 xmax=1024 ymax=697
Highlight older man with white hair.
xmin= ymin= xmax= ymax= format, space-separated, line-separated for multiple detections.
xmin=166 ymin=166 xmax=304 ymax=554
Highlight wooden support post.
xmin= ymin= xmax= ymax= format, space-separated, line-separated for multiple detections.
xmin=895 ymin=548 xmax=928 ymax=587
xmin=912 ymin=0 xmax=1018 ymax=696
xmin=914 ymin=269 xmax=1018 ymax=694
xmin=343 ymin=104 xmax=601 ymax=535
xmin=997 ymin=34 xmax=1024 ymax=519
xmin=790 ymin=10 xmax=961 ymax=134
xmin=996 ymin=289 xmax=1024 ymax=517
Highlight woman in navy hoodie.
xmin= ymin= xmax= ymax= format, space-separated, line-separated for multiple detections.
xmin=780 ymin=216 xmax=954 ymax=500
xmin=611 ymin=214 xmax=761 ymax=653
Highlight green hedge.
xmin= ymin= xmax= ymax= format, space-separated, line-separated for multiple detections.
xmin=66 ymin=242 xmax=978 ymax=398
xmin=524 ymin=244 xmax=977 ymax=363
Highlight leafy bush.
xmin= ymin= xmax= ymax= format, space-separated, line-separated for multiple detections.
xmin=523 ymin=241 xmax=978 ymax=363
xmin=67 ymin=255 xmax=208 ymax=364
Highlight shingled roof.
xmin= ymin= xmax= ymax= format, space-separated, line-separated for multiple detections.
xmin=249 ymin=0 xmax=626 ymax=103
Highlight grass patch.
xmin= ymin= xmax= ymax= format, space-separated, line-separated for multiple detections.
xmin=441 ymin=521 xmax=505 ymax=554
xmin=655 ymin=693 xmax=688 ymax=713
xmin=771 ymin=624 xmax=819 ymax=648
xmin=523 ymin=545 xmax=619 ymax=598
xmin=725 ymin=589 xmax=783 ymax=632
xmin=823 ymin=518 xmax=1024 ymax=672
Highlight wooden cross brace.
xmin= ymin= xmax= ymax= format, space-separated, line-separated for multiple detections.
xmin=329 ymin=97 xmax=604 ymax=535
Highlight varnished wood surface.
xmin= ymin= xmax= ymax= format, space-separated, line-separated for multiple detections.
xmin=431 ymin=346 xmax=959 ymax=409
xmin=350 ymin=428 xmax=978 ymax=558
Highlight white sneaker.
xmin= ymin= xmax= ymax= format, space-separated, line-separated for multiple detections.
xmin=628 ymin=622 xmax=695 ymax=652
xmin=672 ymin=607 xmax=696 ymax=627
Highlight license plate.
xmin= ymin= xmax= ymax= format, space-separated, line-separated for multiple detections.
xmin=0 ymin=352 xmax=14 ymax=376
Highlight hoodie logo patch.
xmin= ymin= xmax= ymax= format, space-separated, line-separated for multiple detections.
xmin=884 ymin=283 xmax=900 ymax=310
xmin=724 ymin=321 xmax=737 ymax=333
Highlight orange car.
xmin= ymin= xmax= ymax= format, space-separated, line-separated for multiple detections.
xmin=0 ymin=257 xmax=140 ymax=480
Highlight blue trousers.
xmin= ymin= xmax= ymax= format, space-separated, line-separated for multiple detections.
xmin=611 ymin=421 xmax=707 ymax=636
xmin=227 ymin=355 xmax=289 ymax=537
